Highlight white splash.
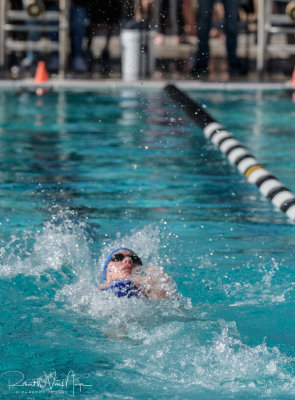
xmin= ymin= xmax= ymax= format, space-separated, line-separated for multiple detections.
xmin=0 ymin=210 xmax=92 ymax=280
xmin=55 ymin=224 xmax=186 ymax=340
xmin=227 ymin=259 xmax=295 ymax=307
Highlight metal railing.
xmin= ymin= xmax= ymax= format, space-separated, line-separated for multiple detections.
xmin=0 ymin=0 xmax=70 ymax=78
xmin=257 ymin=0 xmax=295 ymax=75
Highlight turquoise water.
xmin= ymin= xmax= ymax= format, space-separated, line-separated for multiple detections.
xmin=0 ymin=87 xmax=295 ymax=399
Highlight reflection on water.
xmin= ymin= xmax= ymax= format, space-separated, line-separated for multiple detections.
xmin=0 ymin=89 xmax=295 ymax=399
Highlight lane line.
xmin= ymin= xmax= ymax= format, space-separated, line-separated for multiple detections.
xmin=165 ymin=84 xmax=295 ymax=221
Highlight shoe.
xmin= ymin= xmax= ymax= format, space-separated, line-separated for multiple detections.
xmin=20 ymin=56 xmax=33 ymax=69
xmin=177 ymin=35 xmax=193 ymax=45
xmin=98 ymin=49 xmax=111 ymax=75
xmin=191 ymin=64 xmax=209 ymax=78
xmin=99 ymin=48 xmax=110 ymax=61
xmin=228 ymin=60 xmax=247 ymax=77
xmin=73 ymin=56 xmax=87 ymax=72
xmin=47 ymin=53 xmax=58 ymax=72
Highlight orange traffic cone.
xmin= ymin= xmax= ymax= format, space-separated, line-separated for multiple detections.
xmin=292 ymin=67 xmax=295 ymax=102
xmin=34 ymin=61 xmax=49 ymax=83
xmin=34 ymin=61 xmax=49 ymax=96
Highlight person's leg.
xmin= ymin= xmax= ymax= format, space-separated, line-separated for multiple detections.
xmin=70 ymin=5 xmax=87 ymax=58
xmin=101 ymin=25 xmax=113 ymax=56
xmin=70 ymin=5 xmax=87 ymax=71
xmin=46 ymin=3 xmax=59 ymax=71
xmin=223 ymin=0 xmax=241 ymax=71
xmin=154 ymin=0 xmax=166 ymax=43
xmin=169 ymin=0 xmax=177 ymax=36
xmin=169 ymin=0 xmax=185 ymax=37
xmin=21 ymin=0 xmax=41 ymax=66
xmin=46 ymin=3 xmax=59 ymax=42
xmin=176 ymin=0 xmax=185 ymax=37
xmin=192 ymin=0 xmax=214 ymax=74
xmin=159 ymin=0 xmax=168 ymax=34
xmin=152 ymin=0 xmax=160 ymax=30
xmin=98 ymin=25 xmax=112 ymax=75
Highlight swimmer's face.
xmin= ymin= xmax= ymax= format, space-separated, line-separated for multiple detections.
xmin=106 ymin=250 xmax=142 ymax=282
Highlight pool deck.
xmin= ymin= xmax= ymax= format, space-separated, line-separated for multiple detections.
xmin=0 ymin=77 xmax=292 ymax=92
xmin=0 ymin=33 xmax=294 ymax=91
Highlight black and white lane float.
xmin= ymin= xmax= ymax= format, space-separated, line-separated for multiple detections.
xmin=165 ymin=84 xmax=295 ymax=221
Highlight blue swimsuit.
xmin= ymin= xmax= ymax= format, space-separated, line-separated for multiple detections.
xmin=101 ymin=280 xmax=140 ymax=298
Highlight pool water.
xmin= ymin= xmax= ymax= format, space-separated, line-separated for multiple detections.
xmin=0 ymin=87 xmax=295 ymax=399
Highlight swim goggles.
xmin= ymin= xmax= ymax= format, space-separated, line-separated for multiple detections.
xmin=110 ymin=253 xmax=142 ymax=265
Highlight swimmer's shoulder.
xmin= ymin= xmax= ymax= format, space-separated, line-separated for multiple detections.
xmin=98 ymin=283 xmax=108 ymax=290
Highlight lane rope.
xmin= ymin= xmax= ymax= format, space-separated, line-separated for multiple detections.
xmin=164 ymin=84 xmax=295 ymax=221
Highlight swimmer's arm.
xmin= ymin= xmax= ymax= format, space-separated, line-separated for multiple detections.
xmin=131 ymin=276 xmax=170 ymax=299
xmin=144 ymin=278 xmax=169 ymax=299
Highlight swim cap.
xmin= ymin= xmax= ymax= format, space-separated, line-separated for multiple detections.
xmin=102 ymin=247 xmax=134 ymax=281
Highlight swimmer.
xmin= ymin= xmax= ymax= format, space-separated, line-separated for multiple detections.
xmin=98 ymin=248 xmax=175 ymax=299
